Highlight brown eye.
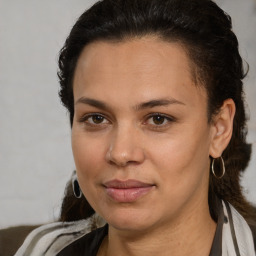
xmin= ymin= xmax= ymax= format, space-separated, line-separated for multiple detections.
xmin=152 ymin=115 xmax=166 ymax=125
xmin=80 ymin=114 xmax=109 ymax=125
xmin=146 ymin=113 xmax=174 ymax=127
xmin=91 ymin=115 xmax=105 ymax=124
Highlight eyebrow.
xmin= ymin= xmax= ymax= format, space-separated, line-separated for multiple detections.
xmin=134 ymin=98 xmax=185 ymax=111
xmin=75 ymin=97 xmax=185 ymax=111
xmin=75 ymin=97 xmax=108 ymax=110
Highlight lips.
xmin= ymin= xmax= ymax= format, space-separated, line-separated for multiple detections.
xmin=103 ymin=179 xmax=155 ymax=202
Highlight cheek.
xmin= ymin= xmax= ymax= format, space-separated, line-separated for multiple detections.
xmin=71 ymin=131 xmax=106 ymax=186
xmin=147 ymin=135 xmax=211 ymax=216
xmin=150 ymin=131 xmax=210 ymax=169
xmin=148 ymin=126 xmax=211 ymax=190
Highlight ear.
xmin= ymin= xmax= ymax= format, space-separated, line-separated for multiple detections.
xmin=209 ymin=99 xmax=236 ymax=158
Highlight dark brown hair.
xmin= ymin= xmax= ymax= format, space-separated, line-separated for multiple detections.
xmin=58 ymin=0 xmax=255 ymax=225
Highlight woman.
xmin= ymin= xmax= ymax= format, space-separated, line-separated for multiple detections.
xmin=15 ymin=0 xmax=256 ymax=255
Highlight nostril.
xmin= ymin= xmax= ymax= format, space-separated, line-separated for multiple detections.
xmin=106 ymin=150 xmax=129 ymax=167
xmin=105 ymin=132 xmax=145 ymax=166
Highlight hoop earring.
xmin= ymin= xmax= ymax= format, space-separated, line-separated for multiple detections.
xmin=211 ymin=156 xmax=225 ymax=179
xmin=72 ymin=171 xmax=82 ymax=198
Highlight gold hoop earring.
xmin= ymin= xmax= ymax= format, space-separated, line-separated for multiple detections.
xmin=211 ymin=156 xmax=225 ymax=179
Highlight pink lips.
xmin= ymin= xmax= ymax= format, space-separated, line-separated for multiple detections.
xmin=103 ymin=179 xmax=155 ymax=203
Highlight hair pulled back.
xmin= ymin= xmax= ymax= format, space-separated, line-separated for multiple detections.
xmin=58 ymin=0 xmax=255 ymax=224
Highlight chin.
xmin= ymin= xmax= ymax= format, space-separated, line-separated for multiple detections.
xmin=102 ymin=206 xmax=159 ymax=232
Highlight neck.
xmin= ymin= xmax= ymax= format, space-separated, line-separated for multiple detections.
xmin=100 ymin=200 xmax=216 ymax=256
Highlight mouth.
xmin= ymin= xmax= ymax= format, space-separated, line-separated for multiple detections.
xmin=103 ymin=179 xmax=155 ymax=203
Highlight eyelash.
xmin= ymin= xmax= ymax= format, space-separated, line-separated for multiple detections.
xmin=78 ymin=113 xmax=110 ymax=126
xmin=78 ymin=113 xmax=176 ymax=129
xmin=144 ymin=113 xmax=175 ymax=128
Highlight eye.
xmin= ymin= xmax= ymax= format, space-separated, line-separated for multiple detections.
xmin=150 ymin=115 xmax=167 ymax=125
xmin=79 ymin=113 xmax=109 ymax=125
xmin=89 ymin=115 xmax=106 ymax=124
xmin=146 ymin=113 xmax=174 ymax=126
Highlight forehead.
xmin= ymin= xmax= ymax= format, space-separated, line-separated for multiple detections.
xmin=73 ymin=37 xmax=206 ymax=108
xmin=74 ymin=36 xmax=195 ymax=82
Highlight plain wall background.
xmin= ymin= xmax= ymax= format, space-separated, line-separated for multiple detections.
xmin=0 ymin=0 xmax=255 ymax=229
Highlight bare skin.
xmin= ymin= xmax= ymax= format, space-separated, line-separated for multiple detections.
xmin=97 ymin=199 xmax=216 ymax=256
xmin=72 ymin=36 xmax=235 ymax=256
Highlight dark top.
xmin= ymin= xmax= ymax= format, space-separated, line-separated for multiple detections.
xmin=57 ymin=225 xmax=108 ymax=256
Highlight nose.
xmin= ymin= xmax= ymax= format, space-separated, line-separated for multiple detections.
xmin=105 ymin=125 xmax=145 ymax=167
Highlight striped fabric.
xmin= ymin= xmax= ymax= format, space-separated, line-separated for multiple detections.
xmin=15 ymin=201 xmax=255 ymax=256
xmin=222 ymin=202 xmax=255 ymax=256
xmin=14 ymin=215 xmax=105 ymax=256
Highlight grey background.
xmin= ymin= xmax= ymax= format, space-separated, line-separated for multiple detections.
xmin=0 ymin=0 xmax=255 ymax=229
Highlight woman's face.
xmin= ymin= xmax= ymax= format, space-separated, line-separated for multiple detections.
xmin=72 ymin=37 xmax=215 ymax=232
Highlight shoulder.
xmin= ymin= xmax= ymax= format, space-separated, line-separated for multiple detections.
xmin=14 ymin=215 xmax=105 ymax=256
xmin=248 ymin=221 xmax=256 ymax=251
xmin=222 ymin=201 xmax=256 ymax=255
